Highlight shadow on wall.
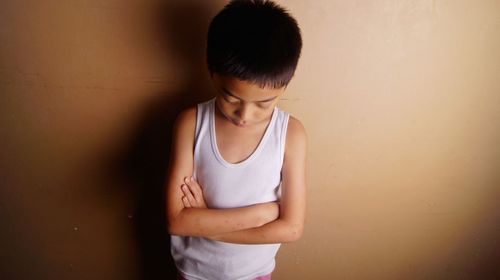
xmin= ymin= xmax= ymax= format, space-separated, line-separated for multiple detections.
xmin=100 ymin=1 xmax=218 ymax=279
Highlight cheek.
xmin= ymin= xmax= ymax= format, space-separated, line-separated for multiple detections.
xmin=217 ymin=99 xmax=239 ymax=117
xmin=216 ymin=98 xmax=230 ymax=110
xmin=222 ymin=102 xmax=237 ymax=114
xmin=253 ymin=107 xmax=273 ymax=121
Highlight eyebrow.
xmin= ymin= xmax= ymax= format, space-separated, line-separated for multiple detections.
xmin=221 ymin=87 xmax=278 ymax=103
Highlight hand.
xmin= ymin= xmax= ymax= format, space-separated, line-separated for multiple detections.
xmin=259 ymin=202 xmax=280 ymax=226
xmin=181 ymin=176 xmax=207 ymax=208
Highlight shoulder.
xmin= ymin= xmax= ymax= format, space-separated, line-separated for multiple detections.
xmin=285 ymin=115 xmax=307 ymax=155
xmin=172 ymin=105 xmax=197 ymax=145
xmin=175 ymin=105 xmax=197 ymax=125
xmin=173 ymin=106 xmax=197 ymax=131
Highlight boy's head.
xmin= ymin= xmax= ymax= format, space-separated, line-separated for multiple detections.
xmin=207 ymin=0 xmax=302 ymax=90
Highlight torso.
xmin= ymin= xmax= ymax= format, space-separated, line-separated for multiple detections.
xmin=214 ymin=105 xmax=272 ymax=164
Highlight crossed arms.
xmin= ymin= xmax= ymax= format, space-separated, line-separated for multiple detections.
xmin=165 ymin=107 xmax=307 ymax=244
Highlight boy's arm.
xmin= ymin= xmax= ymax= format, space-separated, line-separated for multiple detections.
xmin=166 ymin=107 xmax=279 ymax=237
xmin=206 ymin=116 xmax=307 ymax=244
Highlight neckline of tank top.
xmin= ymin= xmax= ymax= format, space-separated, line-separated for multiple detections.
xmin=209 ymin=98 xmax=279 ymax=168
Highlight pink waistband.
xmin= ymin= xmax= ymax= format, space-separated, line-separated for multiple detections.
xmin=177 ymin=272 xmax=272 ymax=280
xmin=254 ymin=273 xmax=272 ymax=280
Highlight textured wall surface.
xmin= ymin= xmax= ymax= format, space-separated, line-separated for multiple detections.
xmin=1 ymin=0 xmax=499 ymax=279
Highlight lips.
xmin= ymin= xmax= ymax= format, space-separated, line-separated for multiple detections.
xmin=233 ymin=119 xmax=246 ymax=127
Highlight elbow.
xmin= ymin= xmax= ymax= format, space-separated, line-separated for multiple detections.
xmin=282 ymin=223 xmax=304 ymax=243
xmin=167 ymin=218 xmax=178 ymax=235
xmin=168 ymin=220 xmax=188 ymax=236
xmin=167 ymin=213 xmax=184 ymax=236
xmin=167 ymin=224 xmax=178 ymax=236
xmin=290 ymin=227 xmax=304 ymax=242
xmin=167 ymin=209 xmax=193 ymax=236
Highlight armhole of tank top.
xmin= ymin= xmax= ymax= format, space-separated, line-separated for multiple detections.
xmin=279 ymin=111 xmax=290 ymax=170
xmin=194 ymin=103 xmax=202 ymax=143
xmin=193 ymin=103 xmax=202 ymax=180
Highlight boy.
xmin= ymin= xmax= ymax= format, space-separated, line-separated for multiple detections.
xmin=165 ymin=0 xmax=306 ymax=279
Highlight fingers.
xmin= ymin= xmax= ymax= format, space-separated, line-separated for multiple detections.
xmin=183 ymin=177 xmax=207 ymax=208
xmin=182 ymin=195 xmax=191 ymax=208
xmin=181 ymin=184 xmax=196 ymax=207
xmin=184 ymin=177 xmax=200 ymax=197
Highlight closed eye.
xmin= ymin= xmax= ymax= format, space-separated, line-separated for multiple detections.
xmin=258 ymin=100 xmax=274 ymax=108
xmin=222 ymin=92 xmax=240 ymax=103
xmin=220 ymin=88 xmax=277 ymax=106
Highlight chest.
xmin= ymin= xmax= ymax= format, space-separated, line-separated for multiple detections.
xmin=214 ymin=120 xmax=268 ymax=164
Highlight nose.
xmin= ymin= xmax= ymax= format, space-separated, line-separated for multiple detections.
xmin=236 ymin=103 xmax=250 ymax=124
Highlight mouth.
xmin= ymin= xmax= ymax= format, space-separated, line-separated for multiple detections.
xmin=232 ymin=119 xmax=247 ymax=127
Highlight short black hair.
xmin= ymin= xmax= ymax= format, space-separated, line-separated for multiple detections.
xmin=207 ymin=0 xmax=302 ymax=89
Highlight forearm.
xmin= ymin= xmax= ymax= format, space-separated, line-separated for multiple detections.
xmin=168 ymin=203 xmax=275 ymax=237
xmin=207 ymin=218 xmax=303 ymax=244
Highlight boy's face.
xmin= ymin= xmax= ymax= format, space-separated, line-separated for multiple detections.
xmin=211 ymin=73 xmax=285 ymax=128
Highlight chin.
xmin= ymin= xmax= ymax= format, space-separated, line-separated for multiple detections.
xmin=230 ymin=119 xmax=248 ymax=127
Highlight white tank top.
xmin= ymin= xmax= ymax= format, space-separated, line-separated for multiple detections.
xmin=171 ymin=97 xmax=290 ymax=280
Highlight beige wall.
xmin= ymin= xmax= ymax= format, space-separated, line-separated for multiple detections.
xmin=1 ymin=0 xmax=499 ymax=279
